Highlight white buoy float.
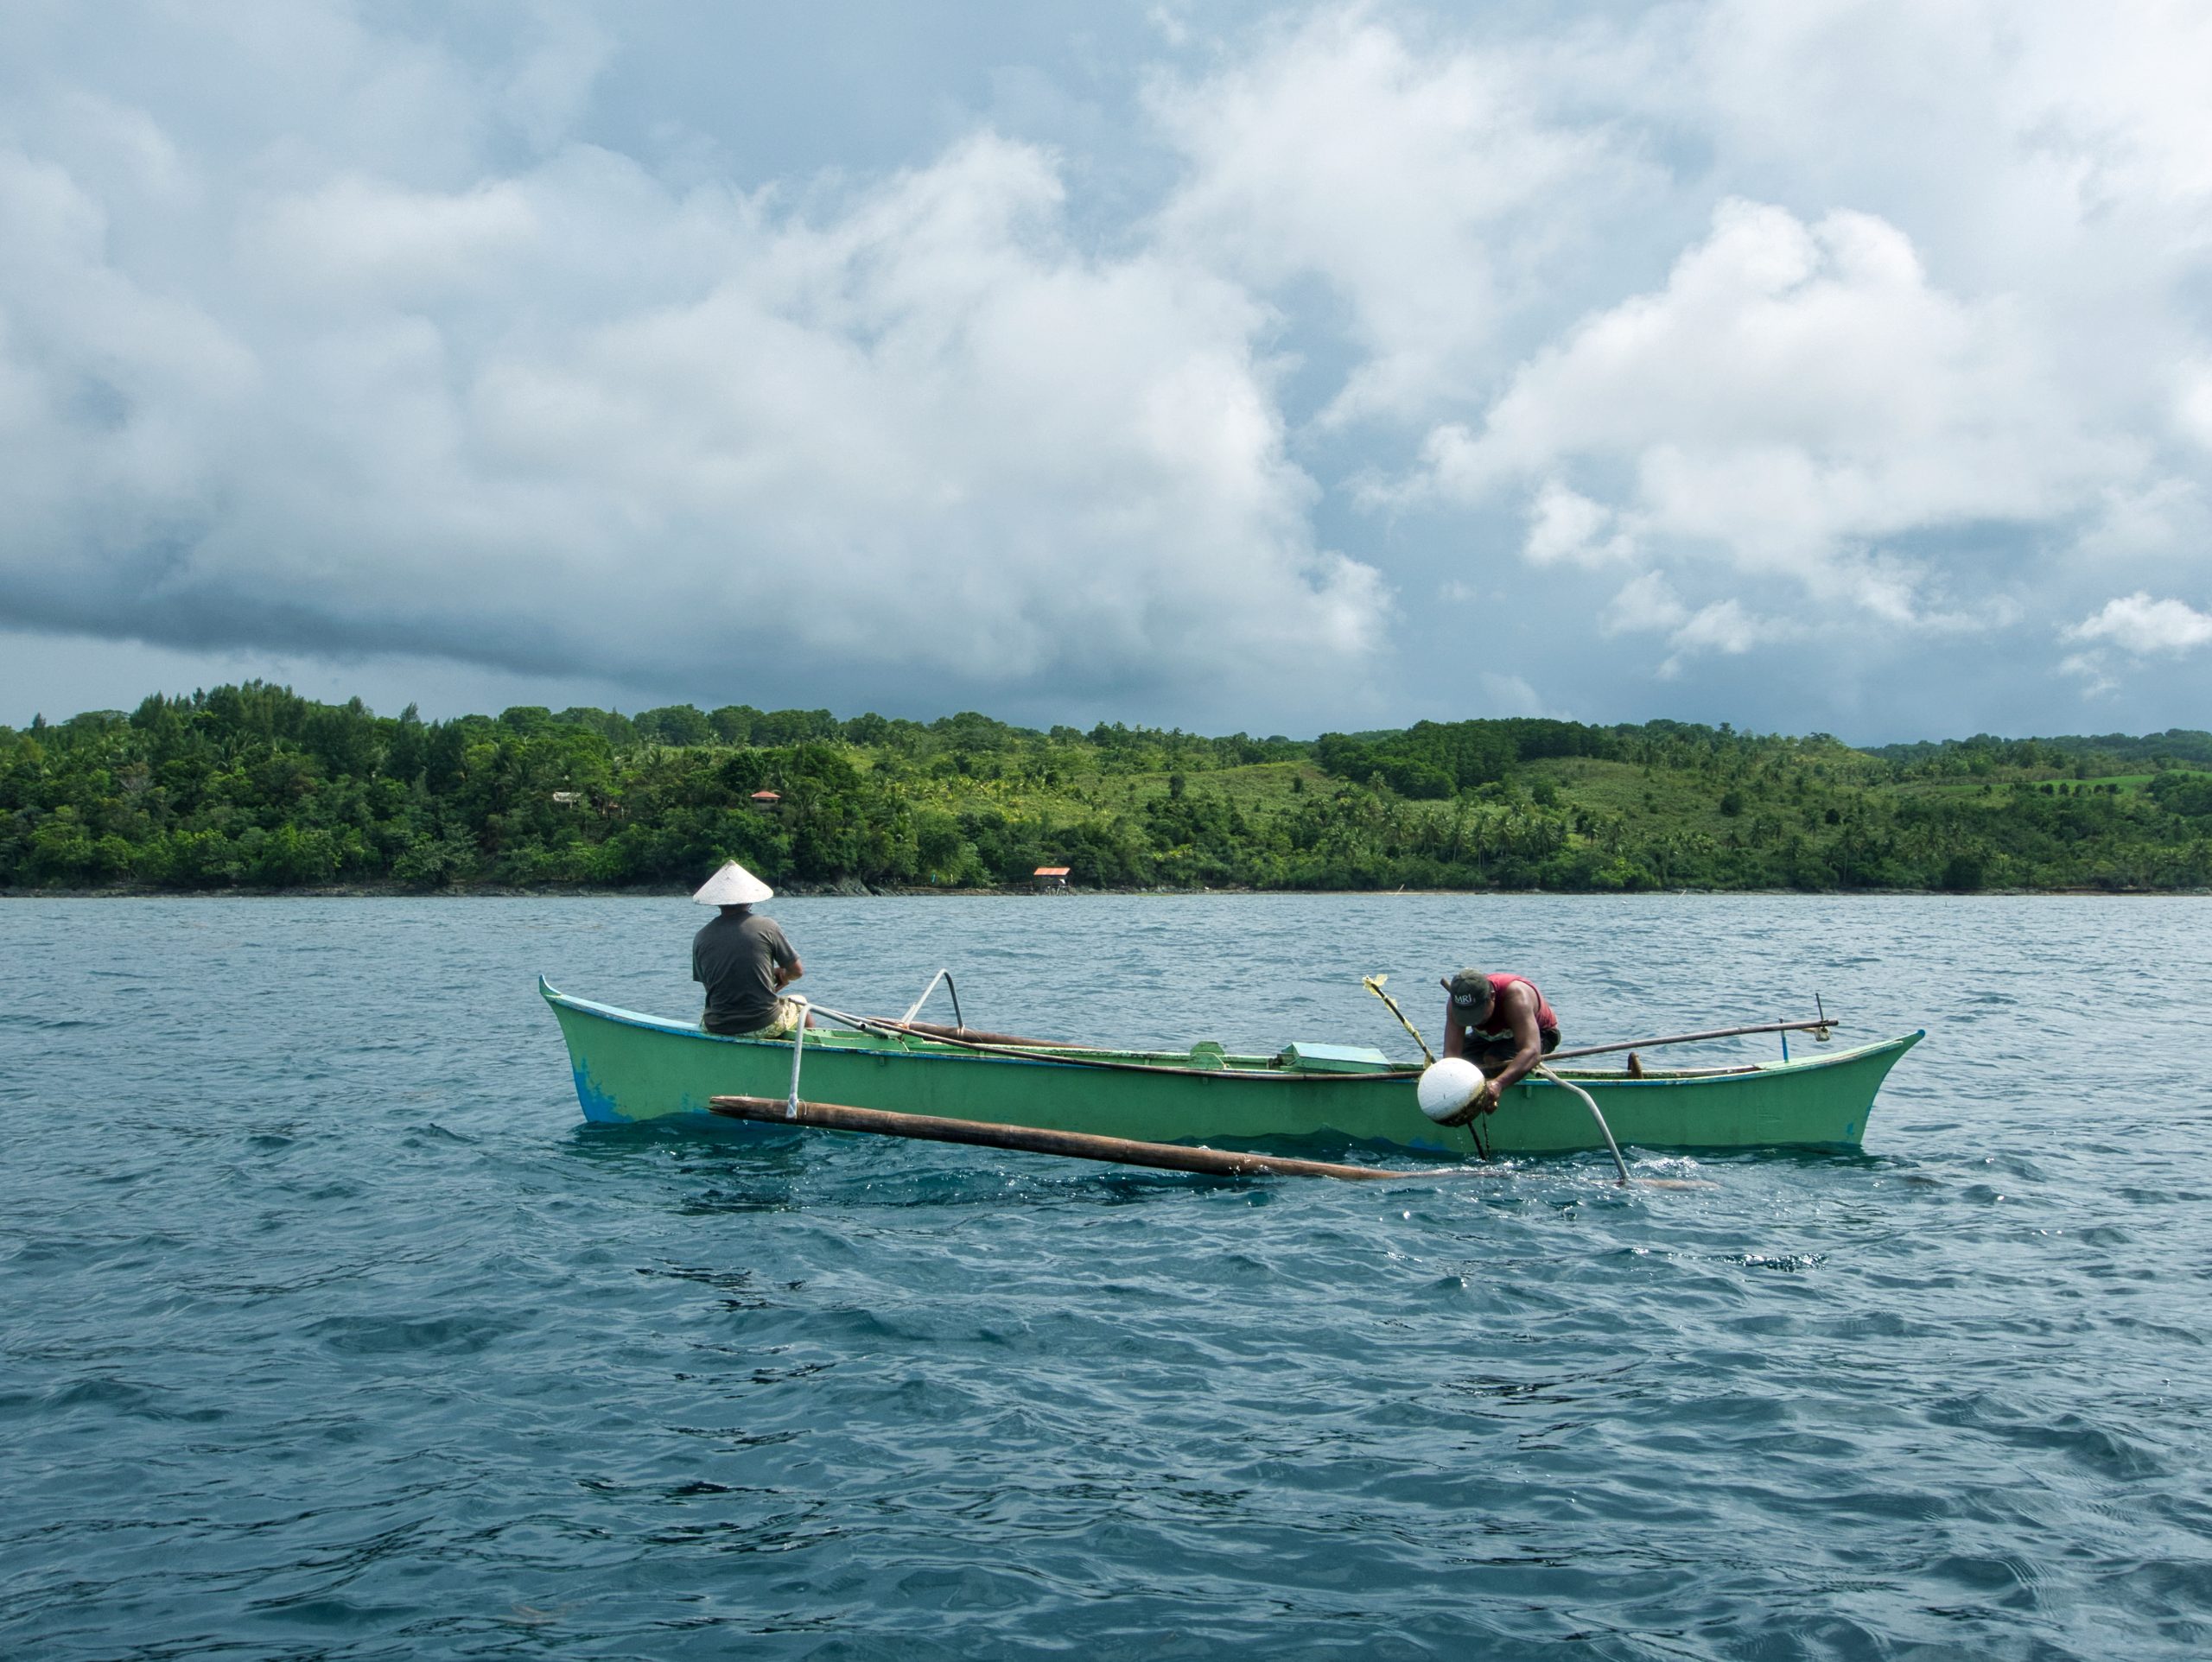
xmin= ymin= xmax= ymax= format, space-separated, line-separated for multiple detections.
xmin=1416 ymin=1056 xmax=1489 ymax=1125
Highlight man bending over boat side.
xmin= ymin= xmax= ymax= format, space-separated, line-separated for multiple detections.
xmin=691 ymin=860 xmax=812 ymax=1038
xmin=1440 ymin=969 xmax=1560 ymax=1118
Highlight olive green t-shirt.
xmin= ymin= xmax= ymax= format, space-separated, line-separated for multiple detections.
xmin=692 ymin=910 xmax=797 ymax=1034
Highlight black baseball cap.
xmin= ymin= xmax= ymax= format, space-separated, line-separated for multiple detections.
xmin=1445 ymin=968 xmax=1493 ymax=1010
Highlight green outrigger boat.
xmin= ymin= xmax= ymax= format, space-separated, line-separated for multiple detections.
xmin=543 ymin=979 xmax=1922 ymax=1158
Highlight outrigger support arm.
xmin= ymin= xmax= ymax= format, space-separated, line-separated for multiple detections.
xmin=784 ymin=997 xmax=810 ymax=1118
xmin=899 ymin=969 xmax=964 ymax=1031
xmin=1536 ymin=1063 xmax=1630 ymax=1186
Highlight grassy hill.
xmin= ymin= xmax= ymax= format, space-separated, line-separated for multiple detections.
xmin=3 ymin=686 xmax=2209 ymax=892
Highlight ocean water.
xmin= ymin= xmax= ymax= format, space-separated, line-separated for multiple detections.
xmin=3 ymin=893 xmax=2209 ymax=1660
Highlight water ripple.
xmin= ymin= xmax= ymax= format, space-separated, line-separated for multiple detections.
xmin=3 ymin=894 xmax=2211 ymax=1658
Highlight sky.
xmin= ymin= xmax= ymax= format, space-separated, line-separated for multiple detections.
xmin=3 ymin=0 xmax=2210 ymax=743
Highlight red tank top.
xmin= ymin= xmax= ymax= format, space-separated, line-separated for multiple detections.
xmin=1459 ymin=973 xmax=1557 ymax=1041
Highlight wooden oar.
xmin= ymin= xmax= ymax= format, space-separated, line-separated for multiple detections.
xmin=708 ymin=1094 xmax=1496 ymax=1182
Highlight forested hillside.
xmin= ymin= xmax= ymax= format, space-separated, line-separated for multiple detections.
xmin=3 ymin=684 xmax=2209 ymax=892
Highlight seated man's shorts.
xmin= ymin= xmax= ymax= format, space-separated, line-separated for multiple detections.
xmin=723 ymin=997 xmax=804 ymax=1040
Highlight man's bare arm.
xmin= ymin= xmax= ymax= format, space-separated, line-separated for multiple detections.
xmin=1487 ymin=984 xmax=1544 ymax=1094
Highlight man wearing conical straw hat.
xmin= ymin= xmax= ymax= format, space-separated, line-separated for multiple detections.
xmin=691 ymin=860 xmax=811 ymax=1037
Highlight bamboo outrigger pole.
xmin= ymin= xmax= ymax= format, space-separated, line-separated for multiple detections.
xmin=708 ymin=1094 xmax=1498 ymax=1182
xmin=707 ymin=1094 xmax=1713 ymax=1189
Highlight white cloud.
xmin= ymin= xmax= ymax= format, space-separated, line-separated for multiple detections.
xmin=1150 ymin=6 xmax=1637 ymax=426
xmin=497 ymin=6 xmax=611 ymax=152
xmin=1411 ymin=199 xmax=2097 ymax=524
xmin=1669 ymin=597 xmax=1769 ymax=656
xmin=1390 ymin=198 xmax=2130 ymax=627
xmin=1600 ymin=568 xmax=1788 ymax=673
xmin=0 ymin=94 xmax=1389 ymax=715
xmin=2065 ymin=593 xmax=2212 ymax=656
xmin=2059 ymin=652 xmax=2120 ymax=697
xmin=2177 ymin=365 xmax=2212 ymax=454
xmin=1601 ymin=570 xmax=1688 ymax=638
xmin=2076 ymin=478 xmax=2208 ymax=564
xmin=1521 ymin=479 xmax=1635 ymax=568
xmin=5 ymin=0 xmax=2212 ymax=738
xmin=245 ymin=176 xmax=542 ymax=301
xmin=1690 ymin=1 xmax=2212 ymax=239
xmin=1478 ymin=671 xmax=1550 ymax=716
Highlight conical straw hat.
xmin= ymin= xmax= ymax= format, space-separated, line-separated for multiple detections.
xmin=692 ymin=860 xmax=773 ymax=905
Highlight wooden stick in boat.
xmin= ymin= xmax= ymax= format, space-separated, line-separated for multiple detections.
xmin=1549 ymin=1018 xmax=1838 ymax=1064
xmin=838 ymin=1008 xmax=1835 ymax=1072
xmin=1362 ymin=974 xmax=1437 ymax=1064
xmin=876 ymin=1018 xmax=1069 ymax=1048
xmin=706 ymin=1094 xmax=1499 ymax=1182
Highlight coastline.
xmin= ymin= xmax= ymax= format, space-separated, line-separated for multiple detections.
xmin=6 ymin=883 xmax=2208 ymax=900
xmin=15 ymin=692 xmax=2209 ymax=904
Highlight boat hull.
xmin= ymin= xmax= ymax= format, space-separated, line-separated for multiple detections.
xmin=543 ymin=980 xmax=1920 ymax=1157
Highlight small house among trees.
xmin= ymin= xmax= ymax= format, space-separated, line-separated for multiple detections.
xmin=1033 ymin=865 xmax=1070 ymax=889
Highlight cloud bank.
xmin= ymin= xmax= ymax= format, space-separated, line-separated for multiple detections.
xmin=2 ymin=1 xmax=2209 ymax=734
xmin=0 ymin=32 xmax=1382 ymax=720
